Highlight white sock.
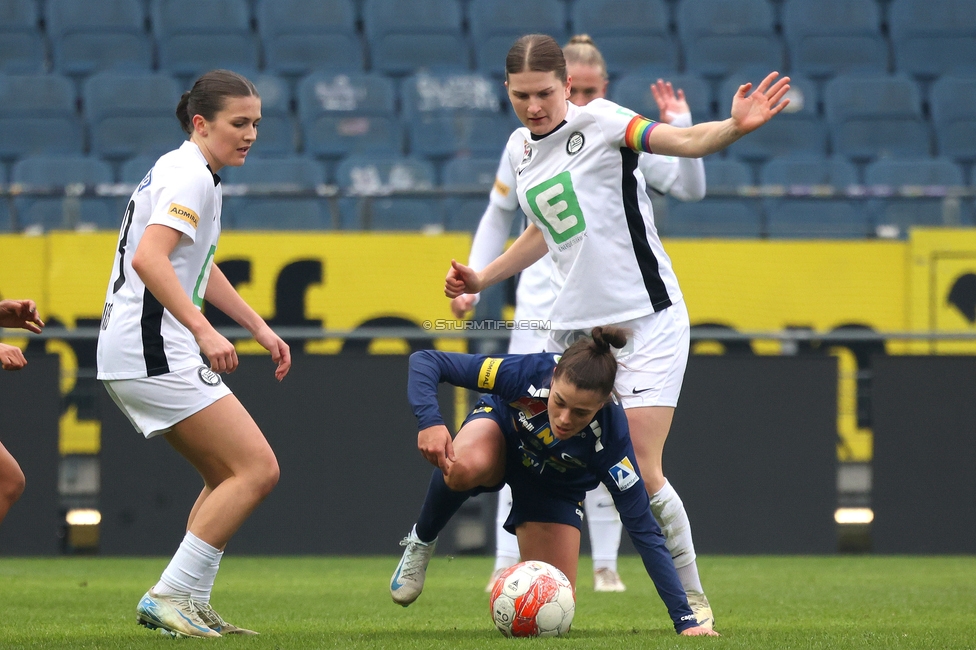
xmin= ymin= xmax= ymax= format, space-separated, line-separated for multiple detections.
xmin=584 ymin=482 xmax=622 ymax=572
xmin=154 ymin=531 xmax=220 ymax=599
xmin=649 ymin=479 xmax=705 ymax=595
xmin=494 ymin=484 xmax=520 ymax=571
xmin=193 ymin=549 xmax=222 ymax=604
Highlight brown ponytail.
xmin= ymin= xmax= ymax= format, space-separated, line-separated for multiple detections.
xmin=176 ymin=69 xmax=259 ymax=134
xmin=553 ymin=325 xmax=630 ymax=396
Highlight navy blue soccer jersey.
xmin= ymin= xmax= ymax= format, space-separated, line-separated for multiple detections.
xmin=408 ymin=350 xmax=697 ymax=634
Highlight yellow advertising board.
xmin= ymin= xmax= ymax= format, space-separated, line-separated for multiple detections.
xmin=909 ymin=229 xmax=976 ymax=355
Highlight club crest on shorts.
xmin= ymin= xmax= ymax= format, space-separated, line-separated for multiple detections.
xmin=197 ymin=366 xmax=222 ymax=387
xmin=566 ymin=132 xmax=584 ymax=155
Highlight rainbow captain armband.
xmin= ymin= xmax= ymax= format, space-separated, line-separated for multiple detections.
xmin=624 ymin=115 xmax=659 ymax=154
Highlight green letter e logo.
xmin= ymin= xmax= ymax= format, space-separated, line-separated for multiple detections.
xmin=526 ymin=171 xmax=586 ymax=244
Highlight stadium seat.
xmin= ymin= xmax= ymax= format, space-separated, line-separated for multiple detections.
xmin=409 ymin=113 xmax=514 ymax=160
xmin=930 ymin=76 xmax=976 ymax=162
xmin=760 ymin=155 xmax=858 ymax=188
xmin=119 ymin=154 xmax=161 ymax=183
xmin=569 ymin=0 xmax=676 ymax=75
xmin=0 ymin=199 xmax=11 ymax=232
xmin=469 ymin=0 xmax=568 ymax=74
xmin=400 ymin=72 xmax=501 ymax=120
xmin=0 ymin=0 xmax=45 ymax=73
xmin=257 ymin=0 xmax=364 ymax=75
xmin=46 ymin=0 xmax=151 ymax=75
xmin=250 ymin=74 xmax=299 ymax=156
xmin=661 ymin=198 xmax=762 ymax=238
xmin=11 ymin=155 xmax=116 ymax=230
xmin=824 ymin=75 xmax=931 ymax=161
xmin=83 ymin=72 xmax=185 ymax=159
xmin=889 ymin=0 xmax=976 ymax=77
xmin=335 ymin=154 xmax=441 ymax=230
xmin=222 ymin=157 xmax=330 ymax=230
xmin=703 ymin=158 xmax=753 ymax=189
xmin=721 ymin=71 xmax=827 ymax=161
xmin=152 ymin=0 xmax=259 ymax=79
xmin=782 ymin=0 xmax=887 ymax=78
xmin=0 ymin=73 xmax=84 ymax=160
xmin=865 ymin=157 xmax=967 ymax=235
xmin=676 ymin=0 xmax=784 ymax=77
xmin=611 ymin=72 xmax=712 ymax=121
xmin=442 ymin=155 xmax=502 ymax=232
xmin=297 ymin=72 xmax=401 ymax=158
xmin=363 ymin=0 xmax=467 ymax=75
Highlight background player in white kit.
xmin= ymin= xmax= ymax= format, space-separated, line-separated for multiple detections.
xmin=97 ymin=70 xmax=291 ymax=639
xmin=446 ymin=34 xmax=790 ymax=630
xmin=451 ymin=35 xmax=706 ymax=594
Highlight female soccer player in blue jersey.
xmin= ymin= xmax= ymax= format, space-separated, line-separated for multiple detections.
xmin=445 ymin=34 xmax=790 ymax=630
xmin=390 ymin=326 xmax=718 ymax=637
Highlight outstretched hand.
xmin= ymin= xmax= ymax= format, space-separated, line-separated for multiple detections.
xmin=729 ymin=72 xmax=791 ymax=135
xmin=418 ymin=424 xmax=455 ymax=473
xmin=445 ymin=259 xmax=482 ymax=298
xmin=0 ymin=299 xmax=44 ymax=333
xmin=650 ymin=79 xmax=690 ymax=123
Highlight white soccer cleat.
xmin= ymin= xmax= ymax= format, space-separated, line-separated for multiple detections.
xmin=135 ymin=589 xmax=221 ymax=638
xmin=390 ymin=531 xmax=436 ymax=606
xmin=687 ymin=590 xmax=715 ymax=630
xmin=485 ymin=567 xmax=508 ymax=593
xmin=195 ymin=601 xmax=259 ymax=635
xmin=593 ymin=567 xmax=627 ymax=592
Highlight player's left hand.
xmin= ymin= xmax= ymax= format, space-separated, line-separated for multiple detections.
xmin=0 ymin=299 xmax=44 ymax=333
xmin=418 ymin=424 xmax=455 ymax=472
xmin=254 ymin=326 xmax=291 ymax=381
xmin=729 ymin=71 xmax=790 ymax=134
xmin=650 ymin=79 xmax=690 ymax=123
xmin=680 ymin=626 xmax=720 ymax=637
xmin=0 ymin=342 xmax=27 ymax=371
xmin=445 ymin=259 xmax=483 ymax=298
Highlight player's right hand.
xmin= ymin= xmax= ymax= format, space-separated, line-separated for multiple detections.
xmin=450 ymin=294 xmax=477 ymax=319
xmin=445 ymin=259 xmax=482 ymax=298
xmin=0 ymin=343 xmax=27 ymax=371
xmin=195 ymin=326 xmax=239 ymax=374
xmin=418 ymin=424 xmax=455 ymax=472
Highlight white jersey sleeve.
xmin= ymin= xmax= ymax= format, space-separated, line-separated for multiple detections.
xmin=637 ymin=112 xmax=706 ymax=200
xmin=586 ymin=98 xmax=661 ymax=155
xmin=148 ymin=162 xmax=213 ymax=243
xmin=489 ymin=147 xmax=520 ymax=211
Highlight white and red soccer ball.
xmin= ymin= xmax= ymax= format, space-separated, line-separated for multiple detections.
xmin=489 ymin=560 xmax=575 ymax=637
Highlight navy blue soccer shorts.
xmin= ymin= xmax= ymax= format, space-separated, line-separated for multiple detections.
xmin=463 ymin=397 xmax=586 ymax=535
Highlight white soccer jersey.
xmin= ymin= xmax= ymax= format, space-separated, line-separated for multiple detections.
xmin=503 ymin=99 xmax=682 ymax=330
xmin=97 ymin=141 xmax=223 ymax=380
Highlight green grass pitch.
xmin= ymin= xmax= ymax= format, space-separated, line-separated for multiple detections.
xmin=1 ymin=555 xmax=975 ymax=649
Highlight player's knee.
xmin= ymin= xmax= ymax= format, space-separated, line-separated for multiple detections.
xmin=249 ymin=452 xmax=279 ymax=499
xmin=442 ymin=460 xmax=479 ymax=492
xmin=0 ymin=469 xmax=25 ymax=505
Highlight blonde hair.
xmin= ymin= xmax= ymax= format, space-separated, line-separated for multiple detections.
xmin=563 ymin=34 xmax=608 ymax=81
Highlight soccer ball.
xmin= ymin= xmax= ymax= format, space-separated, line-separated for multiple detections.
xmin=489 ymin=560 xmax=575 ymax=637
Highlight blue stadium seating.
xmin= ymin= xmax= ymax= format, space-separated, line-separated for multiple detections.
xmin=119 ymin=154 xmax=160 ymax=183
xmin=0 ymin=73 xmax=84 ymax=160
xmin=442 ymin=155 xmax=501 ymax=232
xmin=297 ymin=72 xmax=401 ymax=158
xmin=782 ymin=0 xmax=887 ymax=78
xmin=257 ymin=0 xmax=364 ymax=75
xmin=824 ymin=75 xmax=931 ymax=160
xmin=703 ymin=158 xmax=753 ymax=189
xmin=721 ymin=70 xmax=827 ymax=161
xmin=676 ymin=0 xmax=784 ymax=77
xmin=865 ymin=157 xmax=968 ymax=234
xmin=11 ymin=155 xmax=116 ymax=230
xmin=469 ymin=0 xmax=568 ymax=75
xmin=408 ymin=113 xmax=514 ymax=160
xmin=889 ymin=0 xmax=976 ymax=77
xmin=400 ymin=72 xmax=501 ymax=120
xmin=760 ymin=155 xmax=858 ymax=187
xmin=363 ymin=0 xmax=467 ymax=75
xmin=221 ymin=157 xmax=330 ymax=229
xmin=335 ymin=154 xmax=440 ymax=229
xmin=930 ymin=75 xmax=976 ymax=162
xmin=662 ymin=198 xmax=762 ymax=238
xmin=569 ymin=0 xmax=676 ymax=76
xmin=0 ymin=0 xmax=45 ymax=74
xmin=152 ymin=0 xmax=259 ymax=78
xmin=611 ymin=72 xmax=712 ymax=120
xmin=46 ymin=0 xmax=151 ymax=75
xmin=83 ymin=72 xmax=185 ymax=159
xmin=250 ymin=74 xmax=299 ymax=156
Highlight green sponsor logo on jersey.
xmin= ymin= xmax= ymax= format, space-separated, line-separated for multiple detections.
xmin=525 ymin=171 xmax=585 ymax=244
xmin=192 ymin=245 xmax=216 ymax=308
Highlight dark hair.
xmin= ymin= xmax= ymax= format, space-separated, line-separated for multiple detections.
xmin=552 ymin=326 xmax=630 ymax=396
xmin=564 ymin=34 xmax=608 ymax=80
xmin=505 ymin=34 xmax=567 ymax=82
xmin=176 ymin=69 xmax=259 ymax=135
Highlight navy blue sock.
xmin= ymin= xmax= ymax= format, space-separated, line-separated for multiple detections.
xmin=415 ymin=470 xmax=477 ymax=543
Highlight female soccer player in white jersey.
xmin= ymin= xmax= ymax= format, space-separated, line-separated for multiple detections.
xmin=453 ymin=34 xmax=706 ymax=595
xmin=96 ymin=70 xmax=291 ymax=639
xmin=446 ymin=34 xmax=790 ymax=630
